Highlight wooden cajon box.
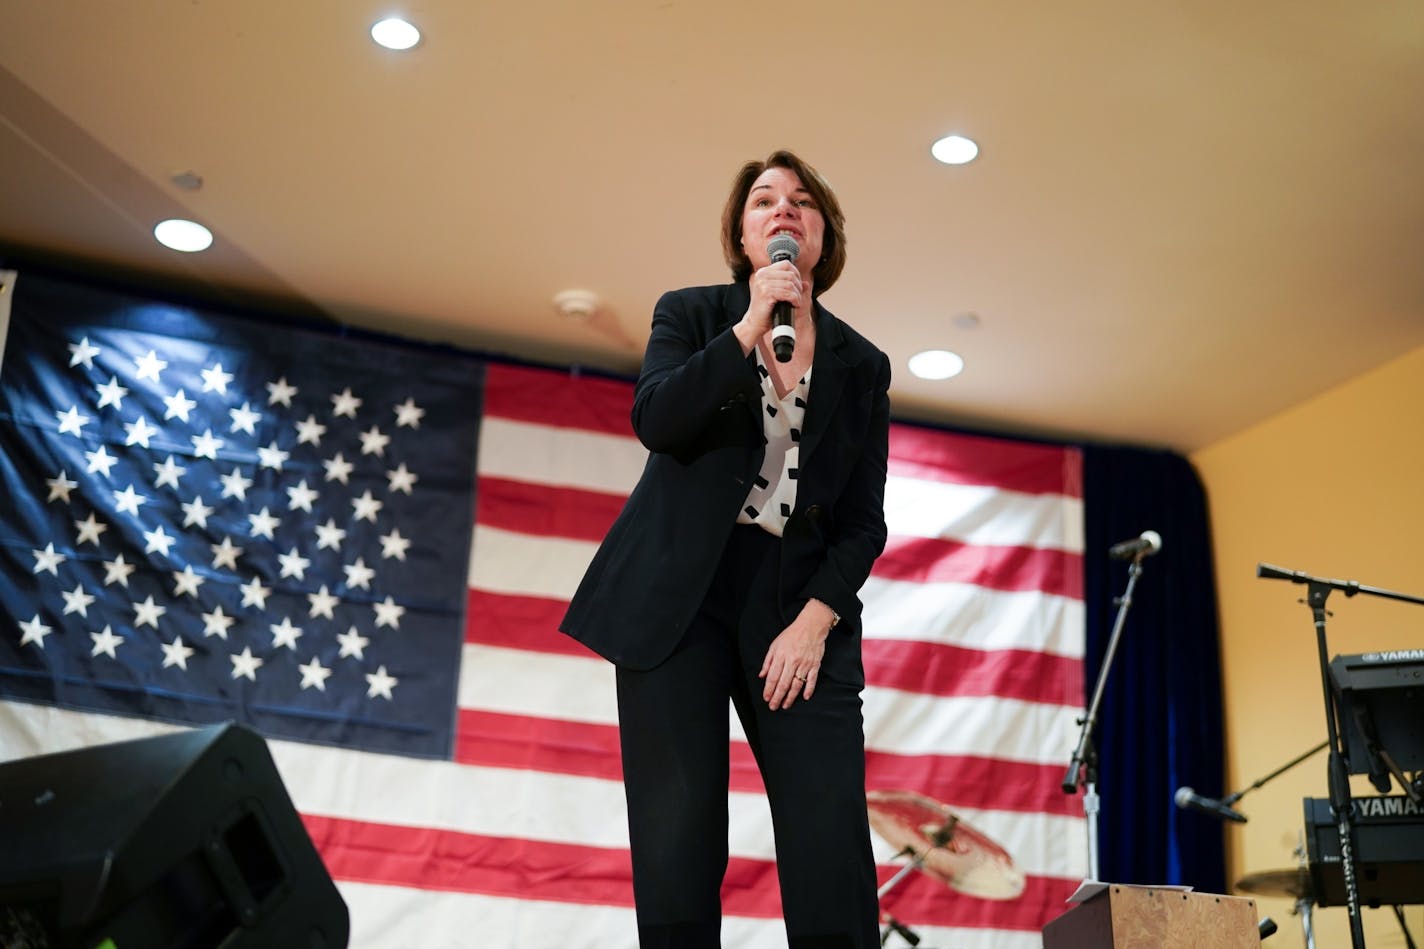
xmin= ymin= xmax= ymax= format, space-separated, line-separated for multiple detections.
xmin=1041 ymin=885 xmax=1260 ymax=948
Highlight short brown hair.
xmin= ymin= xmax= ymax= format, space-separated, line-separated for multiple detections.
xmin=721 ymin=150 xmax=847 ymax=296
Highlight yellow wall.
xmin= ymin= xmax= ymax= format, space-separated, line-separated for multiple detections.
xmin=1192 ymin=344 xmax=1424 ymax=946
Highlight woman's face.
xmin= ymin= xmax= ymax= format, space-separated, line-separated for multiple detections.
xmin=739 ymin=166 xmax=825 ymax=278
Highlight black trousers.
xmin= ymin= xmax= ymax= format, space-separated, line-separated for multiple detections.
xmin=615 ymin=525 xmax=879 ymax=949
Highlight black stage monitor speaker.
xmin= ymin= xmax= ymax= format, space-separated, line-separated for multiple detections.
xmin=0 ymin=722 xmax=349 ymax=949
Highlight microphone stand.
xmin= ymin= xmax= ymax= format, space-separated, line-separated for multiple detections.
xmin=1063 ymin=553 xmax=1150 ymax=881
xmin=1256 ymin=563 xmax=1424 ymax=949
xmin=1220 ymin=740 xmax=1329 ymax=812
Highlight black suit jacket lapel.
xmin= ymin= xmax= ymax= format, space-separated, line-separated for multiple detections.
xmin=798 ymin=306 xmax=850 ymax=467
xmin=718 ymin=282 xmax=766 ymax=433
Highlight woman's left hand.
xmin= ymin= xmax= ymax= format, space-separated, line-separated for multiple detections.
xmin=759 ymin=601 xmax=837 ymax=710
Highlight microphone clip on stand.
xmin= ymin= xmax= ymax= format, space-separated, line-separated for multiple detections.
xmin=1256 ymin=562 xmax=1424 ymax=949
xmin=1063 ymin=549 xmax=1152 ymax=881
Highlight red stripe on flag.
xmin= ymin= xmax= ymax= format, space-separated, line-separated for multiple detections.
xmin=304 ymin=814 xmax=637 ymax=906
xmin=863 ymin=639 xmax=1082 ymax=706
xmin=862 ymin=753 xmax=1084 ymax=818
xmin=304 ymin=813 xmax=1072 ymax=931
xmin=890 ymin=424 xmax=1083 ymax=498
xmin=465 ymin=588 xmax=593 ymax=656
xmin=455 ymin=709 xmax=623 ymax=780
xmin=476 ymin=476 xmax=625 ymax=542
xmin=484 ymin=363 xmax=635 ymax=436
xmin=876 ymin=535 xmax=1083 ymax=599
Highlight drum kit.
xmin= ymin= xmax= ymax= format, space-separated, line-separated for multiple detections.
xmin=866 ymin=789 xmax=1025 ymax=947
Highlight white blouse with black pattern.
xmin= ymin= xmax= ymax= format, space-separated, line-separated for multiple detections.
xmin=736 ymin=347 xmax=810 ymax=538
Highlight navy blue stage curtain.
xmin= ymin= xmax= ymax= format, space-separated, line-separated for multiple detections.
xmin=1083 ymin=444 xmax=1228 ymax=893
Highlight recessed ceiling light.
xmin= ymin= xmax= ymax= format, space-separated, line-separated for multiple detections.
xmin=371 ymin=17 xmax=421 ymax=50
xmin=931 ymin=135 xmax=979 ymax=165
xmin=908 ymin=349 xmax=965 ymax=381
xmin=153 ymin=219 xmax=213 ymax=253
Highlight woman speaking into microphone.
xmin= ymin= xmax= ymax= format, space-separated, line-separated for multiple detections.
xmin=561 ymin=149 xmax=892 ymax=949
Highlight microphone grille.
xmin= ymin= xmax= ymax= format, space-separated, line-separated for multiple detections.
xmin=767 ymin=233 xmax=800 ymax=264
xmin=1173 ymin=786 xmax=1194 ymax=807
xmin=1141 ymin=530 xmax=1163 ymax=553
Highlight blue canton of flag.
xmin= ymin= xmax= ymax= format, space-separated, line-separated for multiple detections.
xmin=0 ymin=271 xmax=482 ymax=759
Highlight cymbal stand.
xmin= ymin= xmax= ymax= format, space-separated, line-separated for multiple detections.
xmin=875 ymin=818 xmax=956 ymax=947
xmin=1295 ymin=895 xmax=1317 ymax=949
xmin=1063 ymin=554 xmax=1150 ymax=880
xmin=1255 ymin=563 xmax=1424 ymax=949
xmin=1286 ymin=839 xmax=1319 ymax=949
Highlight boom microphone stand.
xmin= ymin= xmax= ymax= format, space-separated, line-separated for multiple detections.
xmin=1255 ymin=562 xmax=1424 ymax=949
xmin=1213 ymin=740 xmax=1329 ymax=817
xmin=1063 ymin=542 xmax=1155 ymax=880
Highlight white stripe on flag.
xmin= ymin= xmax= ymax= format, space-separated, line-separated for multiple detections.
xmin=884 ymin=474 xmax=1084 ymax=551
xmin=458 ymin=643 xmax=618 ymax=724
xmin=0 ymin=269 xmax=16 ymax=379
xmin=0 ymin=700 xmax=183 ymax=760
xmin=862 ymin=576 xmax=1084 ymax=658
xmin=339 ymin=881 xmax=793 ymax=949
xmin=476 ymin=416 xmax=645 ymax=492
xmin=904 ymin=809 xmax=1090 ymax=880
xmin=864 ymin=690 xmax=1080 ymax=765
xmin=467 ymin=525 xmax=597 ymax=598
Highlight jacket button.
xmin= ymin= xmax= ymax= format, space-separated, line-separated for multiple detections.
xmin=806 ymin=505 xmax=823 ymax=521
xmin=734 ymin=476 xmax=745 ymax=486
xmin=734 ymin=391 xmax=747 ymax=403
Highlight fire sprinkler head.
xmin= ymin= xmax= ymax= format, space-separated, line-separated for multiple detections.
xmin=553 ymin=289 xmax=600 ymax=321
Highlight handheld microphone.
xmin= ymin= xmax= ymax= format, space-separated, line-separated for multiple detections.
xmin=1108 ymin=530 xmax=1162 ymax=561
xmin=766 ymin=232 xmax=800 ymax=363
xmin=1174 ymin=786 xmax=1248 ymax=823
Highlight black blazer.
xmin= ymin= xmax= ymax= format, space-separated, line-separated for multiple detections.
xmin=560 ymin=281 xmax=891 ymax=677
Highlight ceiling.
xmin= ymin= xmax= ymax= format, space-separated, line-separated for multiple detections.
xmin=1 ymin=2 xmax=1421 ymax=453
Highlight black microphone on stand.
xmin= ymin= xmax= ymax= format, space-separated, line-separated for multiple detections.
xmin=766 ymin=232 xmax=800 ymax=363
xmin=1108 ymin=530 xmax=1162 ymax=561
xmin=1174 ymin=786 xmax=1248 ymax=823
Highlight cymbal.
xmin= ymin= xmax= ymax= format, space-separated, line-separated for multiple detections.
xmin=867 ymin=789 xmax=1026 ymax=900
xmin=1236 ymin=867 xmax=1313 ymax=900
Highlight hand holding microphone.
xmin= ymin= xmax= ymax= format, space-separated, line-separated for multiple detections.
xmin=766 ymin=233 xmax=800 ymax=363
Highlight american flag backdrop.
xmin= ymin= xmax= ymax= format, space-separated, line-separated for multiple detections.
xmin=0 ymin=269 xmax=1088 ymax=948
